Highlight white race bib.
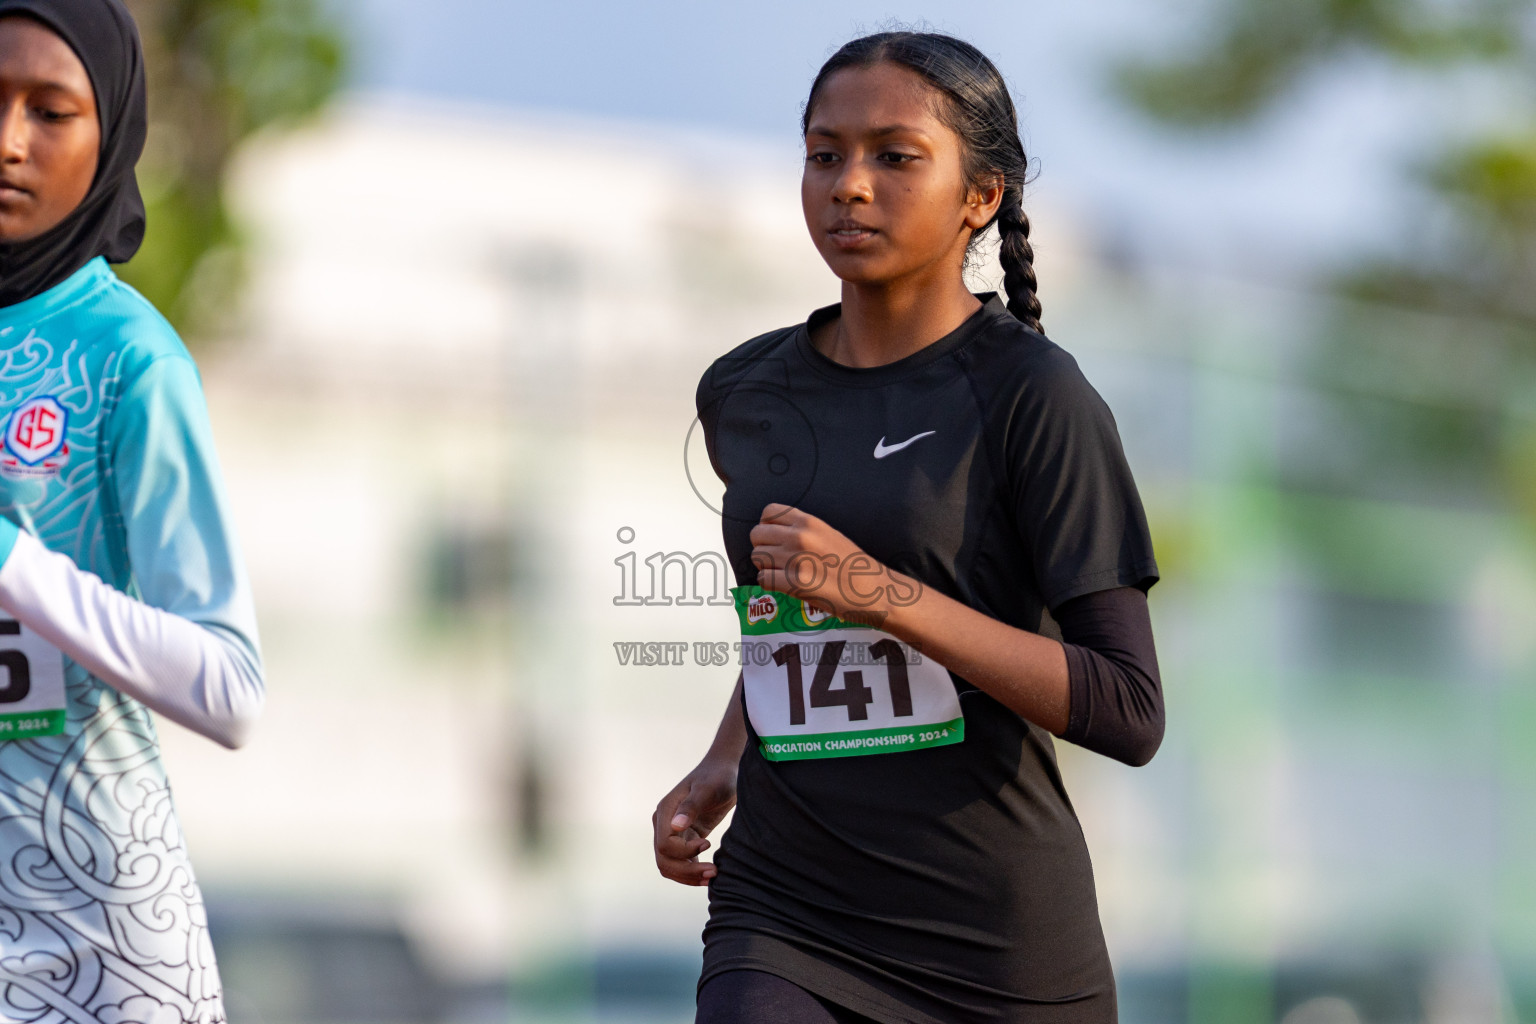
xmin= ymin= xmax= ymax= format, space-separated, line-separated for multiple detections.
xmin=0 ymin=619 xmax=67 ymax=739
xmin=734 ymin=587 xmax=963 ymax=761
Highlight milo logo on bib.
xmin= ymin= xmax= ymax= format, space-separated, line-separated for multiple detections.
xmin=745 ymin=592 xmax=780 ymax=625
xmin=733 ymin=586 xmax=964 ymax=761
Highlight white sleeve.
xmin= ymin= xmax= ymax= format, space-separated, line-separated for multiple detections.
xmin=0 ymin=528 xmax=263 ymax=749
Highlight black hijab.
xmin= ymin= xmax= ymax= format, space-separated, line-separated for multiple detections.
xmin=0 ymin=0 xmax=147 ymax=308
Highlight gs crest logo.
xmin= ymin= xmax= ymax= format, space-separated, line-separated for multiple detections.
xmin=2 ymin=395 xmax=70 ymax=480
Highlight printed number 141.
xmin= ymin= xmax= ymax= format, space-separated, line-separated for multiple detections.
xmin=771 ymin=639 xmax=911 ymax=725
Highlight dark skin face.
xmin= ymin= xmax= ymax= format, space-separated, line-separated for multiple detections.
xmin=801 ymin=62 xmax=1001 ymax=367
xmin=0 ymin=15 xmax=99 ymax=243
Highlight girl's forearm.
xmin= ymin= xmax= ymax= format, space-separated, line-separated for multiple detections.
xmin=0 ymin=525 xmax=265 ymax=749
xmin=702 ymin=674 xmax=748 ymax=768
xmin=876 ymin=570 xmax=1070 ymax=735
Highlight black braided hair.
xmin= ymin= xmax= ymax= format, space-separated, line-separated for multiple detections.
xmin=995 ymin=197 xmax=1043 ymax=333
xmin=803 ymin=32 xmax=1044 ymax=334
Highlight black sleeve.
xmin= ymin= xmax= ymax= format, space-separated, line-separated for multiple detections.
xmin=1057 ymin=586 xmax=1164 ymax=767
xmin=1004 ymin=348 xmax=1159 ymax=608
xmin=696 ymin=364 xmax=726 ymax=486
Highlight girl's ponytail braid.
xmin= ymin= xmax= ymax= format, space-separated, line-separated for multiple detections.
xmin=996 ymin=195 xmax=1043 ymax=334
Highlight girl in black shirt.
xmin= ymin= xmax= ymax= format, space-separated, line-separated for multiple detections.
xmin=653 ymin=32 xmax=1163 ymax=1024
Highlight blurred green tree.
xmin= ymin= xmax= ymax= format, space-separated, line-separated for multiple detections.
xmin=1116 ymin=0 xmax=1536 ymax=326
xmin=121 ymin=0 xmax=345 ymax=337
xmin=1116 ymin=0 xmax=1536 ymax=525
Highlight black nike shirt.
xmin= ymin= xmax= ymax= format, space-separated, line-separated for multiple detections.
xmin=694 ymin=294 xmax=1159 ymax=1024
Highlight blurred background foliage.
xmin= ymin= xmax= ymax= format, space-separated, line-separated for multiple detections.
xmin=1117 ymin=0 xmax=1536 ymax=526
xmin=1117 ymin=0 xmax=1536 ymax=326
xmin=120 ymin=0 xmax=345 ymax=338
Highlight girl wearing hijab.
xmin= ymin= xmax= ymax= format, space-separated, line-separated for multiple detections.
xmin=0 ymin=1 xmax=262 ymax=1020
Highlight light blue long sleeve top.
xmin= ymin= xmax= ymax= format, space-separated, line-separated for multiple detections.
xmin=0 ymin=257 xmax=263 ymax=1024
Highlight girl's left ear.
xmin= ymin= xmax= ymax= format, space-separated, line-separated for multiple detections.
xmin=964 ymin=174 xmax=1006 ymax=230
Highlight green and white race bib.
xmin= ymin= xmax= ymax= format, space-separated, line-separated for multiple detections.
xmin=0 ymin=619 xmax=67 ymax=739
xmin=734 ymin=586 xmax=964 ymax=761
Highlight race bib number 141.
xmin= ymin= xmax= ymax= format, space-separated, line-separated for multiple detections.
xmin=735 ymin=586 xmax=964 ymax=761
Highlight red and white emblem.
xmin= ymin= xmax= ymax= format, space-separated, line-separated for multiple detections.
xmin=3 ymin=395 xmax=69 ymax=475
xmin=747 ymin=593 xmax=779 ymax=625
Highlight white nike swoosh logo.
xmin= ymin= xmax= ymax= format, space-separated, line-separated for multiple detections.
xmin=874 ymin=431 xmax=937 ymax=459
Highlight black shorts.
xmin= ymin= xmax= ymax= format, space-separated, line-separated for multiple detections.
xmin=697 ymin=969 xmax=879 ymax=1024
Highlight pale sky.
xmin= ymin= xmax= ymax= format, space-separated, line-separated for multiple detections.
xmin=342 ymin=0 xmax=1443 ymax=286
